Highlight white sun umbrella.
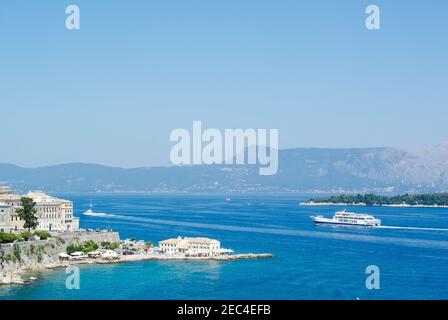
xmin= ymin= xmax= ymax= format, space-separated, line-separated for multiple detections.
xmin=59 ymin=253 xmax=70 ymax=258
xmin=102 ymin=250 xmax=120 ymax=259
xmin=70 ymin=251 xmax=85 ymax=257
xmin=88 ymin=251 xmax=103 ymax=257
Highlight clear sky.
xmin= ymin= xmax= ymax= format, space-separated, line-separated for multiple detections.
xmin=0 ymin=0 xmax=447 ymax=167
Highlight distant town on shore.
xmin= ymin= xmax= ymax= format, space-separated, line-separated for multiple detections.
xmin=302 ymin=193 xmax=448 ymax=207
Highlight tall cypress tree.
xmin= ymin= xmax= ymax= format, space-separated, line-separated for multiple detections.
xmin=16 ymin=197 xmax=39 ymax=232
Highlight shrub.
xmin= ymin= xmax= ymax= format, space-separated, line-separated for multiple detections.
xmin=66 ymin=244 xmax=83 ymax=255
xmin=66 ymin=240 xmax=99 ymax=255
xmin=37 ymin=251 xmax=43 ymax=263
xmin=101 ymin=241 xmax=111 ymax=247
xmin=13 ymin=244 xmax=21 ymax=262
xmin=0 ymin=232 xmax=21 ymax=244
xmin=3 ymin=254 xmax=17 ymax=263
xmin=105 ymin=242 xmax=120 ymax=250
xmin=101 ymin=241 xmax=120 ymax=250
xmin=20 ymin=231 xmax=34 ymax=241
xmin=34 ymin=231 xmax=52 ymax=240
xmin=83 ymin=240 xmax=99 ymax=253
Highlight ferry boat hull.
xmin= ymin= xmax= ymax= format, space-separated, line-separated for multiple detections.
xmin=311 ymin=210 xmax=381 ymax=227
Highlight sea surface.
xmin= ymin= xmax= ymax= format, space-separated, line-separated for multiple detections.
xmin=1 ymin=194 xmax=448 ymax=300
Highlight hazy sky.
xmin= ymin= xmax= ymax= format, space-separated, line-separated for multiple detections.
xmin=1 ymin=1 xmax=447 ymax=167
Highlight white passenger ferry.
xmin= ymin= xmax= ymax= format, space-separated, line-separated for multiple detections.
xmin=311 ymin=210 xmax=381 ymax=227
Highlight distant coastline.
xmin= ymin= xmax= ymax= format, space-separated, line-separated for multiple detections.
xmin=4 ymin=144 xmax=448 ymax=195
xmin=301 ymin=193 xmax=448 ymax=208
xmin=300 ymin=202 xmax=448 ymax=208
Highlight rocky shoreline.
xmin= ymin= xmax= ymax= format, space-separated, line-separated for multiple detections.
xmin=1 ymin=253 xmax=273 ymax=285
xmin=1 ymin=231 xmax=274 ymax=286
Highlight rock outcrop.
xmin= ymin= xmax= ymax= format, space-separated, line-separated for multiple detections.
xmin=0 ymin=232 xmax=120 ymax=284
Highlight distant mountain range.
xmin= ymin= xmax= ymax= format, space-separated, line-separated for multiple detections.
xmin=2 ymin=146 xmax=448 ymax=194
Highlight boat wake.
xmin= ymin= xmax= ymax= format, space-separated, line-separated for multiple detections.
xmin=82 ymin=212 xmax=116 ymax=217
xmin=378 ymin=226 xmax=448 ymax=232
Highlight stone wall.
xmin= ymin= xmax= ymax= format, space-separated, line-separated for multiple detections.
xmin=62 ymin=231 xmax=120 ymax=244
xmin=0 ymin=232 xmax=120 ymax=275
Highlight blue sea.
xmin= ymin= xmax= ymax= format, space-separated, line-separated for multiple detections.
xmin=1 ymin=194 xmax=448 ymax=300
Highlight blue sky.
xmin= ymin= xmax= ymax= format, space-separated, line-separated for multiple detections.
xmin=0 ymin=0 xmax=447 ymax=167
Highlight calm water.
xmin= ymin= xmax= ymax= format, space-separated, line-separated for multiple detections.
xmin=1 ymin=194 xmax=448 ymax=300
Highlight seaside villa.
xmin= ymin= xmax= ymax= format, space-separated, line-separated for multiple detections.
xmin=0 ymin=186 xmax=79 ymax=233
xmin=159 ymin=237 xmax=222 ymax=257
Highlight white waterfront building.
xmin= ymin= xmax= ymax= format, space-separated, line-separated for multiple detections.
xmin=0 ymin=201 xmax=13 ymax=233
xmin=159 ymin=237 xmax=222 ymax=256
xmin=0 ymin=186 xmax=79 ymax=233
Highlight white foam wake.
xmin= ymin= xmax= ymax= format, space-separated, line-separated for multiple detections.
xmin=378 ymin=226 xmax=448 ymax=232
xmin=82 ymin=212 xmax=116 ymax=217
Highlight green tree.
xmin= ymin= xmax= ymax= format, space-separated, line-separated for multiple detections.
xmin=101 ymin=241 xmax=120 ymax=250
xmin=16 ymin=197 xmax=39 ymax=231
xmin=66 ymin=244 xmax=83 ymax=255
xmin=83 ymin=240 xmax=99 ymax=253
